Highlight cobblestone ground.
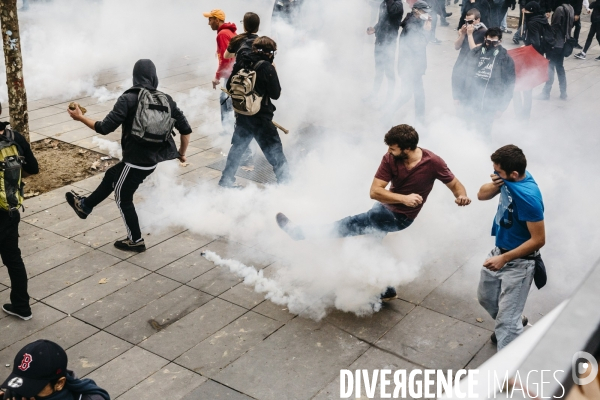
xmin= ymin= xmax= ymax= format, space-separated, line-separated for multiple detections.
xmin=1 ymin=9 xmax=599 ymax=399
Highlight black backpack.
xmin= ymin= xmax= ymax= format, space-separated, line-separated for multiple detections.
xmin=540 ymin=23 xmax=557 ymax=53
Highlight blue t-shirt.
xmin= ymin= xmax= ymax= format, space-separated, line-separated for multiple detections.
xmin=491 ymin=171 xmax=544 ymax=250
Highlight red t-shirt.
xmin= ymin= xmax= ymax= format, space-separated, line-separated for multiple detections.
xmin=374 ymin=148 xmax=455 ymax=219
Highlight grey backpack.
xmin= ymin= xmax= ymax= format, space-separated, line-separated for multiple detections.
xmin=130 ymin=88 xmax=175 ymax=143
xmin=227 ymin=60 xmax=268 ymax=116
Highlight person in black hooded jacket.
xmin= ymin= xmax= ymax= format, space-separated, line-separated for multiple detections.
xmin=65 ymin=59 xmax=192 ymax=253
xmin=464 ymin=27 xmax=516 ymax=134
xmin=458 ymin=0 xmax=491 ymax=29
xmin=219 ymin=36 xmax=290 ymax=188
xmin=367 ymin=0 xmax=404 ymax=102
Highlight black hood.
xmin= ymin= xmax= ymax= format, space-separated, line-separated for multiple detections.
xmin=132 ymin=59 xmax=158 ymax=90
xmin=527 ymin=13 xmax=549 ymax=22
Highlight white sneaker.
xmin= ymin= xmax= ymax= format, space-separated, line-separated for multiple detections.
xmin=574 ymin=52 xmax=586 ymax=60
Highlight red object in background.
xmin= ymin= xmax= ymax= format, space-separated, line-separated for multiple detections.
xmin=507 ymin=45 xmax=549 ymax=91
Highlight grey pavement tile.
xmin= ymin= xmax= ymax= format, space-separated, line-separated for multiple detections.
xmin=27 ymin=106 xmax=66 ymax=121
xmin=105 ymin=285 xmax=212 ymax=344
xmin=17 ymin=224 xmax=68 ymax=257
xmin=252 ymin=300 xmax=297 ymax=323
xmin=187 ymin=265 xmax=243 ymax=296
xmin=313 ymin=347 xmax=422 ymax=400
xmin=214 ymin=318 xmax=370 ymax=400
xmin=421 ymin=257 xmax=496 ymax=331
xmin=85 ymin=347 xmax=169 ymax=396
xmin=0 ymin=302 xmax=66 ymax=350
xmin=139 ymin=297 xmax=247 ymax=360
xmin=66 ymin=331 xmax=133 ymax=377
xmin=73 ymin=273 xmax=181 ymax=328
xmin=29 ymin=131 xmax=49 ymax=142
xmin=375 ymin=306 xmax=490 ymax=370
xmin=51 ymin=126 xmax=97 ymax=143
xmin=201 ymin=239 xmax=275 ymax=270
xmin=44 ymin=261 xmax=149 ymax=314
xmin=28 ymin=111 xmax=75 ymax=131
xmin=0 ymin=240 xmax=93 ymax=286
xmin=465 ymin=339 xmax=497 ymax=370
xmin=98 ymin=225 xmax=187 ymax=260
xmin=396 ymin=257 xmax=466 ymax=304
xmin=324 ymin=299 xmax=415 ymax=343
xmin=181 ymin=380 xmax=253 ymax=400
xmin=71 ymin=218 xmax=129 ymax=249
xmin=21 ymin=185 xmax=89 ymax=217
xmin=155 ymin=250 xmax=216 ymax=284
xmin=127 ymin=231 xmax=215 ymax=271
xmin=33 ymin=111 xmax=107 ymax=135
xmin=29 ymin=250 xmax=122 ymax=300
xmin=117 ymin=363 xmax=206 ymax=400
xmin=175 ymin=311 xmax=283 ymax=378
xmin=219 ymin=283 xmax=267 ymax=310
xmin=0 ymin=317 xmax=98 ymax=368
xmin=179 ymin=165 xmax=222 ymax=182
xmin=22 ymin=201 xmax=78 ymax=228
xmin=46 ymin=201 xmax=121 ymax=238
xmin=185 ymin=149 xmax=224 ymax=168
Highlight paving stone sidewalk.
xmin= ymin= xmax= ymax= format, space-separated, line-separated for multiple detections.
xmin=2 ymin=11 xmax=599 ymax=399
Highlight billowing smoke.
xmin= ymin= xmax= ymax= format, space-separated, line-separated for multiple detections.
xmin=2 ymin=0 xmax=598 ymax=320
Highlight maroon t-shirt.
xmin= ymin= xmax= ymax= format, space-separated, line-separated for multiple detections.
xmin=374 ymin=148 xmax=455 ymax=219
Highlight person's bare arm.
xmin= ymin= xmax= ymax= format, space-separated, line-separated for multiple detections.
xmin=478 ymin=174 xmax=503 ymax=200
xmin=483 ymin=220 xmax=545 ymax=271
xmin=466 ymin=24 xmax=478 ymax=49
xmin=67 ymin=105 xmax=97 ymax=130
xmin=455 ymin=29 xmax=467 ymax=50
xmin=178 ymin=134 xmax=190 ymax=162
xmin=369 ymin=178 xmax=423 ymax=207
xmin=224 ymin=50 xmax=235 ymax=59
xmin=445 ymin=177 xmax=472 ymax=206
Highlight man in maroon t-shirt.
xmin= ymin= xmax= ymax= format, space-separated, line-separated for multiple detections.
xmin=276 ymin=124 xmax=471 ymax=299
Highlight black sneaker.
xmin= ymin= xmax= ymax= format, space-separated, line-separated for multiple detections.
xmin=2 ymin=304 xmax=32 ymax=321
xmin=445 ymin=12 xmax=453 ymax=17
xmin=513 ymin=36 xmax=521 ymax=44
xmin=491 ymin=315 xmax=528 ymax=344
xmin=574 ymin=43 xmax=583 ymax=49
xmin=502 ymin=28 xmax=513 ymax=34
xmin=440 ymin=20 xmax=450 ymax=26
xmin=381 ymin=287 xmax=397 ymax=302
xmin=275 ymin=213 xmax=305 ymax=240
xmin=114 ymin=238 xmax=146 ymax=253
xmin=595 ymin=56 xmax=600 ymax=61
xmin=574 ymin=52 xmax=586 ymax=59
xmin=65 ymin=191 xmax=89 ymax=219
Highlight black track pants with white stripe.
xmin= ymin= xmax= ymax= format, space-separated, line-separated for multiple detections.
xmin=85 ymin=161 xmax=155 ymax=242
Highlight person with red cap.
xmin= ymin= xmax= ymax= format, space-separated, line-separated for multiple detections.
xmin=204 ymin=9 xmax=237 ymax=133
xmin=0 ymin=340 xmax=110 ymax=400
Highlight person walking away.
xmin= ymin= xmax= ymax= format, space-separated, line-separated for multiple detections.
xmin=276 ymin=124 xmax=471 ymax=301
xmin=0 ymin=340 xmax=109 ymax=400
xmin=204 ymin=9 xmax=237 ymax=133
xmin=539 ymin=3 xmax=574 ymax=99
xmin=477 ymin=145 xmax=545 ymax=350
xmin=574 ymin=0 xmax=600 ymax=59
xmin=218 ymin=37 xmax=290 ymax=189
xmin=458 ymin=0 xmax=492 ymax=29
xmin=452 ymin=9 xmax=488 ymax=112
xmin=367 ymin=0 xmax=404 ymax=104
xmin=514 ymin=0 xmax=552 ymax=43
xmin=224 ymin=12 xmax=262 ymax=166
xmin=391 ymin=1 xmax=432 ymax=123
xmin=0 ymin=107 xmax=39 ymax=321
xmin=65 ymin=59 xmax=192 ymax=253
xmin=464 ymin=27 xmax=516 ymax=135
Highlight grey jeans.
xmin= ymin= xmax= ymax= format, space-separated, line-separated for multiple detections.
xmin=478 ymin=247 xmax=535 ymax=350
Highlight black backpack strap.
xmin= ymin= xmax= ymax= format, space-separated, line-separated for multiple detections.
xmin=252 ymin=60 xmax=269 ymax=71
xmin=1 ymin=128 xmax=25 ymax=158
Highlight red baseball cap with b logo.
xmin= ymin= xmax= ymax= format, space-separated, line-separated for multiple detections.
xmin=1 ymin=340 xmax=68 ymax=397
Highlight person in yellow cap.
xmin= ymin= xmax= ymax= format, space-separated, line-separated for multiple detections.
xmin=204 ymin=9 xmax=237 ymax=134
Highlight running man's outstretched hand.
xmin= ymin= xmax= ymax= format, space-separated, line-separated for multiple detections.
xmin=445 ymin=178 xmax=471 ymax=206
xmin=403 ymin=193 xmax=424 ymax=208
xmin=455 ymin=195 xmax=471 ymax=206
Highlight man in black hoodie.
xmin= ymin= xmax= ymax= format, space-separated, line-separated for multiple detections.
xmin=1 ymin=340 xmax=110 ymax=400
xmin=65 ymin=59 xmax=192 ymax=253
xmin=219 ymin=36 xmax=290 ymax=188
xmin=458 ymin=0 xmax=491 ymax=29
xmin=367 ymin=0 xmax=404 ymax=103
xmin=0 ymin=107 xmax=39 ymax=322
xmin=574 ymin=0 xmax=600 ymax=59
xmin=464 ymin=27 xmax=516 ymax=134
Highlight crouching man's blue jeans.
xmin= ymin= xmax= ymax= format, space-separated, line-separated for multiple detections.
xmin=478 ymin=247 xmax=535 ymax=350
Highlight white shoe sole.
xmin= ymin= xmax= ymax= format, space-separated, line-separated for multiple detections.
xmin=2 ymin=306 xmax=32 ymax=321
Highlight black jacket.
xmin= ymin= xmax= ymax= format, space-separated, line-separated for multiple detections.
xmin=398 ymin=13 xmax=429 ymax=76
xmin=549 ymin=3 xmax=574 ymax=48
xmin=0 ymin=122 xmax=39 ymax=175
xmin=524 ymin=14 xmax=551 ymax=54
xmin=374 ymin=0 xmax=404 ymax=45
xmin=227 ymin=52 xmax=281 ymax=120
xmin=465 ymin=45 xmax=516 ymax=112
xmin=590 ymin=0 xmax=600 ymax=24
xmin=65 ymin=370 xmax=110 ymax=400
xmin=94 ymin=59 xmax=192 ymax=168
xmin=227 ymin=33 xmax=259 ymax=57
xmin=549 ymin=0 xmax=581 ymax=14
xmin=452 ymin=26 xmax=487 ymax=101
xmin=458 ymin=0 xmax=491 ymax=29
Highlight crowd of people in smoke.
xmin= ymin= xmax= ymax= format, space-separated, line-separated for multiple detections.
xmin=1 ymin=0 xmax=596 ymax=396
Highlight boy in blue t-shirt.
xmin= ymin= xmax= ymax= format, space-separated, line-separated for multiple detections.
xmin=477 ymin=145 xmax=545 ymax=351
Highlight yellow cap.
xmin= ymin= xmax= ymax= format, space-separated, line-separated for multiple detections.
xmin=203 ymin=9 xmax=226 ymax=21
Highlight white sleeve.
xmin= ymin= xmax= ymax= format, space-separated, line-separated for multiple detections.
xmin=583 ymin=0 xmax=590 ymax=10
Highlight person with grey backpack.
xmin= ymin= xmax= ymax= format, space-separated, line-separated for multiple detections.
xmin=66 ymin=59 xmax=192 ymax=253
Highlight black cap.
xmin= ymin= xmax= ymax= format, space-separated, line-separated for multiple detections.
xmin=1 ymin=340 xmax=68 ymax=397
xmin=524 ymin=1 xmax=541 ymax=12
xmin=413 ymin=0 xmax=433 ymax=12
